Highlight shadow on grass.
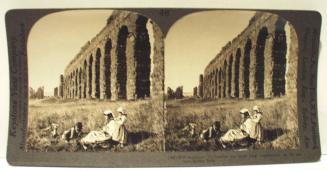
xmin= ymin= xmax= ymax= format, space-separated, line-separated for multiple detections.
xmin=128 ymin=131 xmax=157 ymax=145
xmin=263 ymin=128 xmax=284 ymax=142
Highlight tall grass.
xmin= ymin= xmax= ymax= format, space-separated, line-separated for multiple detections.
xmin=165 ymin=96 xmax=299 ymax=151
xmin=27 ymin=97 xmax=164 ymax=152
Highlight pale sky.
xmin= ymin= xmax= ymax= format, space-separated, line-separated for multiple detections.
xmin=165 ymin=10 xmax=255 ymax=93
xmin=28 ymin=10 xmax=113 ymax=96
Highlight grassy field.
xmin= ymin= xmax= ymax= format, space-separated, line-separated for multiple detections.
xmin=26 ymin=97 xmax=164 ymax=152
xmin=165 ymin=96 xmax=299 ymax=151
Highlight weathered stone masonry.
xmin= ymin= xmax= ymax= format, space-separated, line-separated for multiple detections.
xmin=196 ymin=12 xmax=298 ymax=100
xmin=58 ymin=11 xmax=164 ymax=100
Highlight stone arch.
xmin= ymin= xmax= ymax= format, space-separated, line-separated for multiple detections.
xmin=211 ymin=71 xmax=215 ymax=98
xmin=215 ymin=68 xmax=218 ymax=97
xmin=71 ymin=72 xmax=74 ymax=98
xmin=135 ymin=16 xmax=151 ymax=98
xmin=104 ymin=39 xmax=112 ymax=99
xmin=255 ymin=27 xmax=268 ymax=98
xmin=234 ymin=49 xmax=241 ymax=98
xmin=79 ymin=68 xmax=82 ymax=98
xmin=243 ymin=39 xmax=251 ymax=98
xmin=83 ymin=60 xmax=87 ymax=98
xmin=223 ymin=60 xmax=227 ymax=98
xmin=69 ymin=74 xmax=72 ymax=98
xmin=228 ymin=55 xmax=233 ymax=97
xmin=75 ymin=69 xmax=78 ymax=98
xmin=73 ymin=72 xmax=75 ymax=97
xmin=218 ymin=68 xmax=222 ymax=98
xmin=88 ymin=55 xmax=93 ymax=98
xmin=272 ymin=18 xmax=287 ymax=97
xmin=116 ymin=25 xmax=128 ymax=99
xmin=95 ymin=48 xmax=101 ymax=98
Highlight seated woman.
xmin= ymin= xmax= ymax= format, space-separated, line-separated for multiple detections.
xmin=79 ymin=110 xmax=115 ymax=149
xmin=219 ymin=108 xmax=253 ymax=148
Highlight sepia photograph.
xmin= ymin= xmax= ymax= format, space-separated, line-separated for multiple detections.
xmin=5 ymin=7 xmax=322 ymax=166
xmin=26 ymin=10 xmax=165 ymax=152
xmin=165 ymin=10 xmax=299 ymax=151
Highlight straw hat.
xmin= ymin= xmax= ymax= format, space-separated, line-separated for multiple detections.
xmin=103 ymin=110 xmax=113 ymax=115
xmin=240 ymin=108 xmax=249 ymax=114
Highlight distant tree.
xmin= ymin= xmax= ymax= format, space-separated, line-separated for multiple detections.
xmin=30 ymin=86 xmax=44 ymax=99
xmin=29 ymin=87 xmax=35 ymax=99
xmin=167 ymin=87 xmax=175 ymax=99
xmin=35 ymin=86 xmax=44 ymax=99
xmin=175 ymin=86 xmax=183 ymax=99
xmin=193 ymin=87 xmax=198 ymax=97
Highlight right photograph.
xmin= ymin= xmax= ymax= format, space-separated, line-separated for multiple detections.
xmin=165 ymin=11 xmax=299 ymax=151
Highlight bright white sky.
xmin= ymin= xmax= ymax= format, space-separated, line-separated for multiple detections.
xmin=28 ymin=10 xmax=113 ymax=96
xmin=165 ymin=10 xmax=255 ymax=93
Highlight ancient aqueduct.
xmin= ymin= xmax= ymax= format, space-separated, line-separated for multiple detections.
xmin=195 ymin=12 xmax=298 ymax=99
xmin=57 ymin=11 xmax=164 ymax=100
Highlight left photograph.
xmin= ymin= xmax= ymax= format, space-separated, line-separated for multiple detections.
xmin=26 ymin=10 xmax=165 ymax=152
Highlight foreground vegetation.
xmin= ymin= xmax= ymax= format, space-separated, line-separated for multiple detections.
xmin=165 ymin=96 xmax=299 ymax=151
xmin=27 ymin=97 xmax=164 ymax=152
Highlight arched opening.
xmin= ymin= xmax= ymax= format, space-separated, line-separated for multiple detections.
xmin=223 ymin=60 xmax=227 ymax=98
xmin=218 ymin=69 xmax=222 ymax=98
xmin=272 ymin=19 xmax=287 ymax=96
xmin=68 ymin=74 xmax=71 ymax=98
xmin=228 ymin=55 xmax=233 ymax=97
xmin=83 ymin=60 xmax=87 ymax=98
xmin=215 ymin=69 xmax=218 ymax=97
xmin=243 ymin=39 xmax=251 ymax=98
xmin=79 ymin=68 xmax=82 ymax=98
xmin=88 ymin=56 xmax=93 ymax=98
xmin=255 ymin=27 xmax=268 ymax=98
xmin=71 ymin=73 xmax=74 ymax=98
xmin=116 ymin=26 xmax=128 ymax=99
xmin=211 ymin=71 xmax=215 ymax=98
xmin=75 ymin=69 xmax=78 ymax=98
xmin=69 ymin=72 xmax=74 ymax=98
xmin=104 ymin=40 xmax=112 ymax=99
xmin=135 ymin=16 xmax=151 ymax=98
xmin=234 ymin=49 xmax=241 ymax=98
xmin=95 ymin=48 xmax=101 ymax=98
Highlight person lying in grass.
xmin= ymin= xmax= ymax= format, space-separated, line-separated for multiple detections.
xmin=181 ymin=122 xmax=197 ymax=137
xmin=61 ymin=122 xmax=83 ymax=143
xmin=200 ymin=121 xmax=221 ymax=142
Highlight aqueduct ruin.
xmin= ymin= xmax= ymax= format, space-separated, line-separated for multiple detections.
xmin=58 ymin=11 xmax=164 ymax=100
xmin=195 ymin=12 xmax=298 ymax=99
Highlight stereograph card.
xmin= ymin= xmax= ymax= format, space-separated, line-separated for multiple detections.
xmin=5 ymin=8 xmax=321 ymax=167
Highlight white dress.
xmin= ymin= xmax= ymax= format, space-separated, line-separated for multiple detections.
xmin=80 ymin=120 xmax=115 ymax=144
xmin=111 ymin=115 xmax=128 ymax=144
xmin=220 ymin=118 xmax=253 ymax=143
xmin=249 ymin=113 xmax=263 ymax=142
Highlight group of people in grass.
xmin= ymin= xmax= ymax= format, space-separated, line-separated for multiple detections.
xmin=198 ymin=106 xmax=264 ymax=148
xmin=53 ymin=105 xmax=263 ymax=149
xmin=61 ymin=107 xmax=128 ymax=150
